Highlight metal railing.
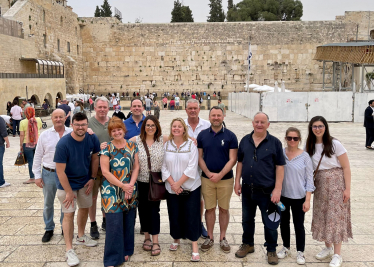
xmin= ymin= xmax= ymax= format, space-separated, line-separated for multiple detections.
xmin=0 ymin=73 xmax=64 ymax=78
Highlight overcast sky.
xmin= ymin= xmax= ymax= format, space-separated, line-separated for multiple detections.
xmin=69 ymin=0 xmax=372 ymax=23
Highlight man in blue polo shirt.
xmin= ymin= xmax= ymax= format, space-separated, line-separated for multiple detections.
xmin=234 ymin=111 xmax=285 ymax=265
xmin=197 ymin=106 xmax=238 ymax=254
xmin=124 ymin=98 xmax=145 ymax=139
xmin=54 ymin=112 xmax=100 ymax=266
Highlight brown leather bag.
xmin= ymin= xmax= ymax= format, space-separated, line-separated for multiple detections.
xmin=313 ymin=152 xmax=325 ymax=181
xmin=142 ymin=140 xmax=166 ymax=201
xmin=14 ymin=151 xmax=28 ymax=166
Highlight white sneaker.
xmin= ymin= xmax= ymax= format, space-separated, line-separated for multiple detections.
xmin=277 ymin=246 xmax=290 ymax=259
xmin=75 ymin=234 xmax=98 ymax=247
xmin=316 ymin=246 xmax=333 ymax=260
xmin=66 ymin=249 xmax=79 ymax=266
xmin=0 ymin=182 xmax=11 ymax=188
xmin=296 ymin=251 xmax=306 ymax=265
xmin=329 ymin=254 xmax=343 ymax=267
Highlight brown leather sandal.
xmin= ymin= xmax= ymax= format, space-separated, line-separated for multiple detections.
xmin=151 ymin=243 xmax=161 ymax=256
xmin=143 ymin=239 xmax=152 ymax=251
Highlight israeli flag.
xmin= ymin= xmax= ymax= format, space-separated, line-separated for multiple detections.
xmin=247 ymin=43 xmax=252 ymax=71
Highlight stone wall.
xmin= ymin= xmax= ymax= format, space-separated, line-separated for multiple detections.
xmin=79 ymin=14 xmax=371 ymax=96
xmin=0 ymin=0 xmax=10 ymax=16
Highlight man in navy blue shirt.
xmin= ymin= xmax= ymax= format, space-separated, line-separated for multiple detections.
xmin=234 ymin=112 xmax=285 ymax=265
xmin=124 ymin=99 xmax=145 ymax=139
xmin=197 ymin=107 xmax=238 ymax=254
xmin=54 ymin=112 xmax=100 ymax=266
xmin=57 ymin=99 xmax=71 ymax=127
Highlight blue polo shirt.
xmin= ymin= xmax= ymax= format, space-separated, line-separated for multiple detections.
xmin=197 ymin=127 xmax=238 ymax=180
xmin=124 ymin=114 xmax=145 ymax=139
xmin=238 ymin=131 xmax=286 ymax=188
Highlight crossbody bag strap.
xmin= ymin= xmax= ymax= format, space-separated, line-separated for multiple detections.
xmin=141 ymin=139 xmax=152 ymax=173
xmin=313 ymin=152 xmax=325 ymax=179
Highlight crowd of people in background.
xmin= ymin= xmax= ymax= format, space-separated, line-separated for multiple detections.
xmin=0 ymin=93 xmax=363 ymax=267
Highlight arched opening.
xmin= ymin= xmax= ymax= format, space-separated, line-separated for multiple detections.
xmin=370 ymin=29 xmax=374 ymax=40
xmin=56 ymin=92 xmax=63 ymax=108
xmin=44 ymin=93 xmax=52 ymax=108
xmin=30 ymin=94 xmax=40 ymax=107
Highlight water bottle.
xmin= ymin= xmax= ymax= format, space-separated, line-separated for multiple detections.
xmin=271 ymin=194 xmax=286 ymax=211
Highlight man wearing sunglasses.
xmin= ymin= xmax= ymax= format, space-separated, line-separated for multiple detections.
xmin=234 ymin=111 xmax=285 ymax=265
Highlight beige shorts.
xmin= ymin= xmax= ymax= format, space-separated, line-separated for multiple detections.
xmin=201 ymin=177 xmax=234 ymax=210
xmin=57 ymin=188 xmax=93 ymax=213
xmin=92 ymin=167 xmax=104 ymax=197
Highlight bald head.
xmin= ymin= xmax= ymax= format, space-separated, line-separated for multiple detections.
xmin=52 ymin=108 xmax=66 ymax=117
xmin=51 ymin=108 xmax=66 ymax=129
xmin=252 ymin=111 xmax=270 ymax=135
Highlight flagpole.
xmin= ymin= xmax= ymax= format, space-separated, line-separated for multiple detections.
xmin=245 ymin=38 xmax=252 ymax=92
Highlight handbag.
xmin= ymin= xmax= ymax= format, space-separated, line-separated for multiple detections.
xmin=14 ymin=151 xmax=28 ymax=166
xmin=313 ymin=152 xmax=325 ymax=180
xmin=142 ymin=140 xmax=166 ymax=201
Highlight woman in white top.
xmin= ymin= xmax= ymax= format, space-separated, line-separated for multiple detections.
xmin=305 ymin=116 xmax=352 ymax=267
xmin=277 ymin=127 xmax=315 ymax=265
xmin=129 ymin=115 xmax=167 ymax=256
xmin=161 ymin=118 xmax=201 ymax=262
xmin=10 ymin=99 xmax=23 ymax=136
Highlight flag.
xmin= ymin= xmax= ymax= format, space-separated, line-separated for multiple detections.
xmin=247 ymin=43 xmax=252 ymax=72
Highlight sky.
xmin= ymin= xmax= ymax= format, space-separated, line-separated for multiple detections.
xmin=69 ymin=0 xmax=372 ymax=23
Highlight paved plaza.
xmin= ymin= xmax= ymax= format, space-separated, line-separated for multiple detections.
xmin=0 ymin=109 xmax=373 ymax=267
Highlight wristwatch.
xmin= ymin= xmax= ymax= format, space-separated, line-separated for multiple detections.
xmin=90 ymin=176 xmax=97 ymax=181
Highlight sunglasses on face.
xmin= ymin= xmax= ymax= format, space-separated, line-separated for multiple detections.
xmin=286 ymin=136 xmax=300 ymax=141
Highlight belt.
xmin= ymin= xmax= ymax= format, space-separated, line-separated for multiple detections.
xmin=43 ymin=166 xmax=55 ymax=172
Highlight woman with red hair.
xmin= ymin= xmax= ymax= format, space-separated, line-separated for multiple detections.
xmin=20 ymin=107 xmax=42 ymax=184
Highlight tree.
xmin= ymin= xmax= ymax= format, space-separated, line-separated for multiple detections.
xmin=227 ymin=0 xmax=303 ymax=22
xmin=94 ymin=6 xmax=101 ymax=17
xmin=228 ymin=0 xmax=234 ymax=10
xmin=101 ymin=0 xmax=112 ymax=17
xmin=207 ymin=0 xmax=225 ymax=22
xmin=171 ymin=0 xmax=194 ymax=22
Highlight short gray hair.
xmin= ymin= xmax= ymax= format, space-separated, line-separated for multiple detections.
xmin=94 ymin=96 xmax=109 ymax=107
xmin=186 ymin=99 xmax=200 ymax=108
xmin=254 ymin=111 xmax=269 ymax=121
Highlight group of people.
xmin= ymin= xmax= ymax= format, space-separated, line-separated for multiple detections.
xmin=0 ymin=95 xmax=354 ymax=267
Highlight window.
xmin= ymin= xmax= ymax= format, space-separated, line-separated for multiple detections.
xmin=43 ymin=10 xmax=45 ymax=22
xmin=67 ymin=42 xmax=70 ymax=53
xmin=371 ymin=29 xmax=374 ymax=40
xmin=77 ymin=45 xmax=79 ymax=55
xmin=60 ymin=16 xmax=63 ymax=26
xmin=43 ymin=34 xmax=46 ymax=48
xmin=57 ymin=39 xmax=60 ymax=52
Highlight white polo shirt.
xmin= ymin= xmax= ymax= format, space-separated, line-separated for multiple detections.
xmin=184 ymin=117 xmax=211 ymax=139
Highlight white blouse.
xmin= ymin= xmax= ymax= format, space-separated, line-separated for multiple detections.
xmin=161 ymin=139 xmax=201 ymax=194
xmin=312 ymin=139 xmax=347 ymax=170
xmin=136 ymin=135 xmax=165 ymax=183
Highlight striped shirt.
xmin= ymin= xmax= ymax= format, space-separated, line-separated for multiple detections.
xmin=282 ymin=149 xmax=315 ymax=199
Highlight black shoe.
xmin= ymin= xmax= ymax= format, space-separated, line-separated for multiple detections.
xmin=42 ymin=230 xmax=53 ymax=243
xmin=90 ymin=224 xmax=100 ymax=239
xmin=61 ymin=230 xmax=64 ymax=236
xmin=140 ymin=229 xmax=144 ymax=235
xmin=101 ymin=221 xmax=106 ymax=232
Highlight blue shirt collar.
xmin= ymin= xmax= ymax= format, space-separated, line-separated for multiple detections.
xmin=128 ymin=114 xmax=145 ymax=124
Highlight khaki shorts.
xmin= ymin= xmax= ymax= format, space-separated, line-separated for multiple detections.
xmin=57 ymin=188 xmax=93 ymax=213
xmin=92 ymin=167 xmax=104 ymax=197
xmin=201 ymin=177 xmax=234 ymax=210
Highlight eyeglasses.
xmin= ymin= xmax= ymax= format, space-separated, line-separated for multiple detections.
xmin=73 ymin=123 xmax=88 ymax=128
xmin=146 ymin=124 xmax=156 ymax=128
xmin=312 ymin=125 xmax=325 ymax=130
xmin=253 ymin=149 xmax=257 ymax=162
xmin=286 ymin=136 xmax=300 ymax=141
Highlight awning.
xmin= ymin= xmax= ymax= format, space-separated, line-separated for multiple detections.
xmin=20 ymin=58 xmax=64 ymax=67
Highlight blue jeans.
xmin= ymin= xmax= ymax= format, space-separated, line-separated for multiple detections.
xmin=104 ymin=208 xmax=136 ymax=267
xmin=23 ymin=144 xmax=35 ymax=179
xmin=241 ymin=183 xmax=278 ymax=252
xmin=0 ymin=145 xmax=5 ymax=186
xmin=42 ymin=168 xmax=63 ymax=231
xmin=12 ymin=119 xmax=20 ymax=135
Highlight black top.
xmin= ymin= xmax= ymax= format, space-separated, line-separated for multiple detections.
xmin=364 ymin=106 xmax=374 ymax=128
xmin=112 ymin=111 xmax=126 ymax=121
xmin=197 ymin=127 xmax=238 ymax=180
xmin=238 ymin=131 xmax=285 ymax=188
xmin=0 ymin=117 xmax=7 ymax=146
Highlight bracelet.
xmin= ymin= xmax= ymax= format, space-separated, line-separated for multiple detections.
xmin=90 ymin=176 xmax=97 ymax=181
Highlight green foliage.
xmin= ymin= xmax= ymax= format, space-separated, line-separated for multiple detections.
xmin=227 ymin=0 xmax=303 ymax=22
xmin=101 ymin=0 xmax=112 ymax=17
xmin=94 ymin=6 xmax=102 ymax=17
xmin=228 ymin=0 xmax=234 ymax=10
xmin=366 ymin=72 xmax=374 ymax=80
xmin=207 ymin=0 xmax=225 ymax=22
xmin=171 ymin=0 xmax=194 ymax=22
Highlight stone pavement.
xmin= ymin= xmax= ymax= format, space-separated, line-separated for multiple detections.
xmin=0 ymin=109 xmax=373 ymax=267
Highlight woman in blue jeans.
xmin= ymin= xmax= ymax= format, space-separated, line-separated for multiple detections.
xmin=20 ymin=107 xmax=42 ymax=184
xmin=0 ymin=116 xmax=10 ymax=188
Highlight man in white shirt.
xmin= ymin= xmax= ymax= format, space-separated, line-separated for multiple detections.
xmin=68 ymin=100 xmax=75 ymax=115
xmin=175 ymin=95 xmax=180 ymax=111
xmin=32 ymin=109 xmax=73 ymax=243
xmin=184 ymin=98 xmax=211 ymax=239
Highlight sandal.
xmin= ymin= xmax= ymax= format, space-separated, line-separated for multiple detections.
xmin=169 ymin=242 xmax=179 ymax=251
xmin=151 ymin=243 xmax=161 ymax=256
xmin=142 ymin=239 xmax=152 ymax=251
xmin=124 ymin=255 xmax=130 ymax=262
xmin=191 ymin=252 xmax=200 ymax=262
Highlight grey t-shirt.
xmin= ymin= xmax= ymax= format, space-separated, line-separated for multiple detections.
xmin=88 ymin=116 xmax=110 ymax=143
xmin=145 ymin=98 xmax=152 ymax=108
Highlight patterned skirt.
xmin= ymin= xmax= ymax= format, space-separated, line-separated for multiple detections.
xmin=311 ymin=167 xmax=353 ymax=243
